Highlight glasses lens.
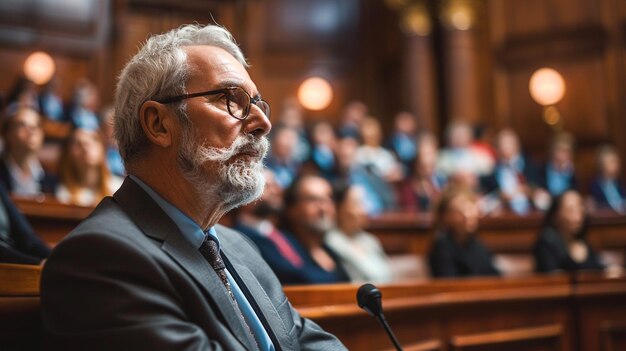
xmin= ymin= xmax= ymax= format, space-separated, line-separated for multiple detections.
xmin=226 ymin=88 xmax=249 ymax=120
xmin=257 ymin=100 xmax=271 ymax=119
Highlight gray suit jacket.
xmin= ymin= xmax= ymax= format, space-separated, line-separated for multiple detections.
xmin=40 ymin=178 xmax=346 ymax=351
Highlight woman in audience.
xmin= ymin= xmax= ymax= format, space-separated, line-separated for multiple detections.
xmin=589 ymin=145 xmax=625 ymax=213
xmin=429 ymin=185 xmax=500 ymax=278
xmin=355 ymin=116 xmax=403 ymax=182
xmin=534 ymin=190 xmax=605 ymax=273
xmin=56 ymin=128 xmax=123 ymax=206
xmin=398 ymin=132 xmax=445 ymax=212
xmin=325 ymin=184 xmax=394 ymax=283
xmin=0 ymin=104 xmax=56 ymax=196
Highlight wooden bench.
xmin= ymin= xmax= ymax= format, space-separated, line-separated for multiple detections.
xmin=284 ymin=273 xmax=626 ymax=351
xmin=2 ymin=263 xmax=625 ymax=350
xmin=0 ymin=263 xmax=42 ymax=351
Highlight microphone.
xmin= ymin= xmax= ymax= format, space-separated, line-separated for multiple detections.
xmin=356 ymin=283 xmax=403 ymax=351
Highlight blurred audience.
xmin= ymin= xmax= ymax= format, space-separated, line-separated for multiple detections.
xmin=276 ymin=99 xmax=310 ymax=163
xmin=480 ymin=129 xmax=538 ymax=215
xmin=429 ymin=186 xmax=500 ymax=278
xmin=386 ymin=111 xmax=418 ymax=172
xmin=56 ymin=128 xmax=122 ymax=206
xmin=537 ymin=133 xmax=578 ymax=200
xmin=39 ymin=77 xmax=66 ymax=122
xmin=235 ymin=169 xmax=306 ymax=284
xmin=307 ymin=121 xmax=337 ymax=177
xmin=266 ymin=126 xmax=302 ymax=189
xmin=100 ymin=106 xmax=125 ymax=177
xmin=0 ymin=183 xmax=50 ymax=264
xmin=398 ymin=132 xmax=445 ymax=212
xmin=277 ymin=174 xmax=349 ymax=284
xmin=325 ymin=184 xmax=394 ymax=283
xmin=0 ymin=104 xmax=56 ymax=196
xmin=355 ymin=116 xmax=403 ymax=182
xmin=68 ymin=79 xmax=100 ymax=131
xmin=534 ymin=190 xmax=604 ymax=273
xmin=338 ymin=100 xmax=368 ymax=138
xmin=589 ymin=145 xmax=625 ymax=214
xmin=331 ymin=133 xmax=397 ymax=215
xmin=437 ymin=120 xmax=494 ymax=179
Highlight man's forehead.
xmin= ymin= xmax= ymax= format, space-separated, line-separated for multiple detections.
xmin=183 ymin=45 xmax=256 ymax=92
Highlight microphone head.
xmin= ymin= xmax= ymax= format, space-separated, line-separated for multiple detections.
xmin=356 ymin=283 xmax=383 ymax=317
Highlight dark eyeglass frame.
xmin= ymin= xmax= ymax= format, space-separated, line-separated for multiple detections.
xmin=156 ymin=86 xmax=270 ymax=121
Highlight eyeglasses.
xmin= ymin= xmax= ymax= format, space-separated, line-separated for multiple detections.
xmin=156 ymin=86 xmax=270 ymax=121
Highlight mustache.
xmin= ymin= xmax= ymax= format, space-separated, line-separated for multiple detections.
xmin=195 ymin=135 xmax=269 ymax=163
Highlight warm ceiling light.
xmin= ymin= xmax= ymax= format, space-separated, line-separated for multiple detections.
xmin=529 ymin=68 xmax=566 ymax=106
xmin=297 ymin=77 xmax=333 ymax=111
xmin=24 ymin=51 xmax=56 ymax=85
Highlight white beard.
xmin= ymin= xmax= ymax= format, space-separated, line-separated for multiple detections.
xmin=179 ymin=133 xmax=269 ymax=211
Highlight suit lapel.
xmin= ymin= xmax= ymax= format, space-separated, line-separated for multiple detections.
xmin=220 ymin=236 xmax=291 ymax=351
xmin=112 ymin=177 xmax=256 ymax=351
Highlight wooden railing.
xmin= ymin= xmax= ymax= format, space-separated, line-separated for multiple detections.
xmin=3 ymin=263 xmax=624 ymax=351
xmin=12 ymin=195 xmax=626 ymax=258
xmin=284 ymin=273 xmax=626 ymax=351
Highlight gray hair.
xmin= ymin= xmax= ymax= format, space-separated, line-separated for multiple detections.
xmin=114 ymin=24 xmax=247 ymax=168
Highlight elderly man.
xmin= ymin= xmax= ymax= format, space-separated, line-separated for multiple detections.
xmin=41 ymin=24 xmax=346 ymax=351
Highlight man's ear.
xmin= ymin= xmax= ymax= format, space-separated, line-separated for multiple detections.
xmin=139 ymin=101 xmax=175 ymax=148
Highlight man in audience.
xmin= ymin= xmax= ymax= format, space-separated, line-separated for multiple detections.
xmin=536 ymin=133 xmax=578 ymax=209
xmin=277 ymin=174 xmax=349 ymax=284
xmin=386 ymin=111 xmax=418 ymax=172
xmin=266 ymin=125 xmax=302 ymax=189
xmin=41 ymin=24 xmax=346 ymax=350
xmin=480 ymin=128 xmax=539 ymax=215
xmin=0 ymin=104 xmax=56 ymax=196
xmin=589 ymin=145 xmax=626 ymax=213
xmin=0 ymin=182 xmax=51 ymax=264
xmin=235 ymin=169 xmax=307 ymax=284
xmin=331 ymin=133 xmax=396 ymax=215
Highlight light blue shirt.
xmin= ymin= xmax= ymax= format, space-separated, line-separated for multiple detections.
xmin=130 ymin=175 xmax=274 ymax=351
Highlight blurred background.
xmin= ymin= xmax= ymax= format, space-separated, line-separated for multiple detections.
xmin=0 ymin=0 xmax=624 ymax=185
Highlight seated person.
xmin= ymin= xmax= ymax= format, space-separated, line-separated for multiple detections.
xmin=534 ymin=190 xmax=605 ymax=273
xmin=429 ymin=186 xmax=500 ymax=278
xmin=480 ymin=129 xmax=539 ymax=215
xmin=589 ymin=145 xmax=625 ymax=213
xmin=330 ymin=133 xmax=397 ymax=215
xmin=265 ymin=126 xmax=302 ymax=189
xmin=234 ymin=169 xmax=306 ymax=283
xmin=398 ymin=132 xmax=445 ymax=212
xmin=0 ymin=183 xmax=50 ymax=264
xmin=537 ymin=133 xmax=578 ymax=201
xmin=276 ymin=174 xmax=349 ymax=285
xmin=0 ymin=104 xmax=56 ymax=196
xmin=56 ymin=128 xmax=123 ymax=206
xmin=325 ymin=184 xmax=394 ymax=283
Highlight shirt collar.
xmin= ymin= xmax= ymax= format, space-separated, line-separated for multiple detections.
xmin=129 ymin=175 xmax=217 ymax=249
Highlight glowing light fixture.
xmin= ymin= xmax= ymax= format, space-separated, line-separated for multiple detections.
xmin=297 ymin=77 xmax=333 ymax=111
xmin=529 ymin=68 xmax=566 ymax=129
xmin=529 ymin=68 xmax=565 ymax=106
xmin=24 ymin=51 xmax=56 ymax=85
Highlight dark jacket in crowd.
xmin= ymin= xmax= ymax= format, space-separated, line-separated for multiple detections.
xmin=0 ymin=183 xmax=51 ymax=264
xmin=0 ymin=158 xmax=57 ymax=194
xmin=589 ymin=176 xmax=626 ymax=212
xmin=534 ymin=226 xmax=605 ymax=273
xmin=234 ymin=222 xmax=350 ymax=285
xmin=428 ymin=231 xmax=500 ymax=278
